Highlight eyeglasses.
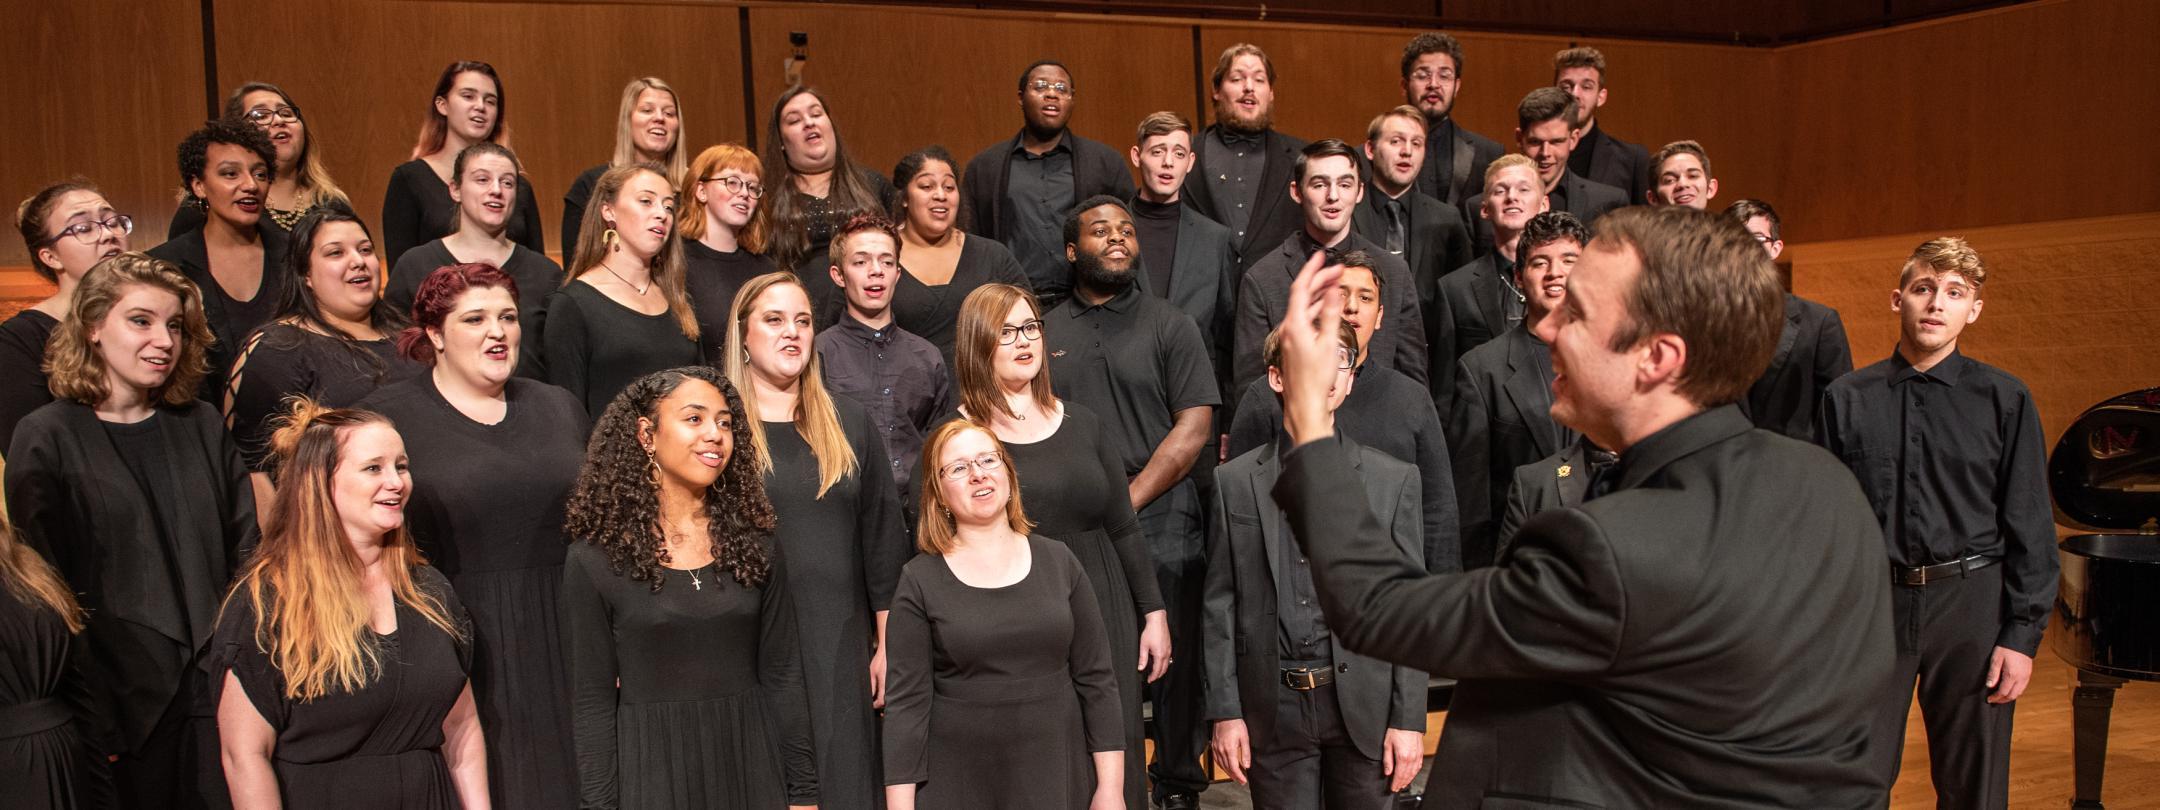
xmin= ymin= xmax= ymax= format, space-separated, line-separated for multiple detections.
xmin=938 ymin=453 xmax=1005 ymax=482
xmin=1026 ymin=80 xmax=1074 ymax=96
xmin=243 ymin=107 xmax=299 ymax=126
xmin=41 ymin=214 xmax=134 ymax=246
xmin=1336 ymin=347 xmax=1357 ymax=371
xmin=1408 ymin=69 xmax=1457 ymax=83
xmin=1750 ymin=233 xmax=1777 ymax=244
xmin=998 ymin=320 xmax=1044 ymax=345
xmin=702 ymin=176 xmax=764 ymax=199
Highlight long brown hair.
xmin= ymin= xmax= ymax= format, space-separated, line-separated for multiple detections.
xmin=722 ymin=272 xmax=857 ymax=496
xmin=751 ymin=86 xmax=885 ymax=270
xmin=44 ymin=253 xmax=215 ymax=407
xmin=954 ymin=283 xmax=1057 ymax=422
xmin=222 ymin=400 xmax=462 ymax=701
xmin=409 ymin=61 xmax=509 ymax=160
xmin=0 ymin=475 xmax=86 ymax=633
xmin=565 ymin=163 xmax=699 ymax=339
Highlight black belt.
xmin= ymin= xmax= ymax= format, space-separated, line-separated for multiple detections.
xmin=1892 ymin=554 xmax=2000 ymax=586
xmin=1281 ymin=663 xmax=1346 ymax=691
xmin=0 ymin=697 xmax=73 ymax=739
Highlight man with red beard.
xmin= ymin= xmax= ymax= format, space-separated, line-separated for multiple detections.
xmin=1555 ymin=47 xmax=1653 ymax=207
xmin=1354 ymin=105 xmax=1473 ymax=345
xmin=964 ymin=60 xmax=1137 ymax=307
xmin=1181 ymin=43 xmax=1309 ymax=268
xmin=1401 ymin=33 xmax=1504 ymax=208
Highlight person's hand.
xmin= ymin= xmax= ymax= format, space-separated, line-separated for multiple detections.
xmin=1139 ymin=610 xmax=1172 ymax=683
xmin=1383 ymin=728 xmax=1425 ymax=792
xmin=1211 ymin=718 xmax=1253 ymax=785
xmin=1986 ymin=646 xmax=2033 ymax=704
xmin=1088 ymin=785 xmax=1125 ymax=810
xmin=869 ymin=644 xmax=889 ymax=709
xmin=1279 ymin=251 xmax=1346 ymax=446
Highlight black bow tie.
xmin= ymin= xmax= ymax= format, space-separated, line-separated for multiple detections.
xmin=1220 ymin=128 xmax=1265 ymax=149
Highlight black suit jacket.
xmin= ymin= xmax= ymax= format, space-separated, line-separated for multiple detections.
xmin=1577 ymin=123 xmax=1652 ymax=207
xmin=1463 ymin=171 xmax=1629 ymax=258
xmin=1498 ymin=439 xmax=1591 ymax=544
xmin=1742 ymin=293 xmax=1853 ymax=442
xmin=1429 ymin=254 xmax=1513 ymax=408
xmin=1274 ymin=406 xmax=1895 ymax=807
xmin=1445 ymin=326 xmax=1573 ymax=570
xmin=963 ymin=128 xmax=1136 ymax=242
xmin=1233 ymin=231 xmax=1428 ymax=396
xmin=1182 ymin=126 xmax=1308 ymax=268
xmin=1132 ymin=201 xmax=1240 ymax=391
xmin=1419 ymin=119 xmax=1506 ymax=208
xmin=1351 ymin=189 xmax=1473 ymax=333
xmin=1203 ymin=437 xmax=1426 ymax=762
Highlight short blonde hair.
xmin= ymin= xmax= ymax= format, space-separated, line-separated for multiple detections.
xmin=914 ymin=421 xmax=1034 ymax=554
xmin=1899 ymin=236 xmax=1988 ymax=291
xmin=1483 ymin=154 xmax=1538 ymax=189
xmin=1364 ymin=105 xmax=1425 ymax=143
xmin=45 ymin=253 xmax=215 ymax=406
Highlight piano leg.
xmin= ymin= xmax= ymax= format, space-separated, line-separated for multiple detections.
xmin=2071 ymin=670 xmax=2127 ymax=810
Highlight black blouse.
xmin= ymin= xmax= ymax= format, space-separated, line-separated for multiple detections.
xmin=0 ymin=308 xmax=58 ymax=453
xmin=682 ymin=239 xmax=777 ymax=362
xmin=225 ymin=323 xmax=424 ymax=471
xmin=382 ymin=239 xmax=564 ymax=379
xmin=380 ymin=159 xmax=544 ymax=268
xmin=539 ymin=281 xmax=701 ymax=417
xmin=144 ymin=224 xmax=294 ymax=404
xmin=893 ymin=234 xmax=1033 ymax=373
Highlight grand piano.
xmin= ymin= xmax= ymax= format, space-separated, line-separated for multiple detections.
xmin=2049 ymin=387 xmax=2160 ymax=810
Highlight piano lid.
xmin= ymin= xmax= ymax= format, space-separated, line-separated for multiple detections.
xmin=2050 ymin=387 xmax=2160 ymax=534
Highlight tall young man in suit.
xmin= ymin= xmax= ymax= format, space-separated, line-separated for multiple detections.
xmin=1356 ymin=105 xmax=1473 ymax=346
xmin=1819 ymin=238 xmax=2055 ymax=809
xmin=1129 ymin=110 xmax=1241 ymax=394
xmin=1445 ymin=211 xmax=1585 ymax=570
xmin=1723 ymin=198 xmax=1852 ymax=440
xmin=1464 ymin=89 xmax=1627 ymax=256
xmin=1401 ymin=32 xmax=1504 ymax=208
xmin=1205 ymin=320 xmax=1427 ymax=810
xmin=1184 ymin=43 xmax=1308 ymax=267
xmin=1555 ymin=46 xmax=1652 ymax=205
xmin=964 ymin=60 xmax=1137 ymax=307
xmin=1269 ymin=207 xmax=1896 ymax=807
xmin=1431 ymin=155 xmax=1546 ymax=408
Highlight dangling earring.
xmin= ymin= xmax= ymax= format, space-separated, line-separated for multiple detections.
xmin=602 ymin=224 xmax=621 ymax=252
xmin=645 ymin=446 xmax=660 ymax=485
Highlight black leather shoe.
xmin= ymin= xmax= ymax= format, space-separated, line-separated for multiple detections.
xmin=1158 ymin=794 xmax=1199 ymax=810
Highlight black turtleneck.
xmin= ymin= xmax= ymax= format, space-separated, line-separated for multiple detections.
xmin=1132 ymin=197 xmax=1183 ymax=296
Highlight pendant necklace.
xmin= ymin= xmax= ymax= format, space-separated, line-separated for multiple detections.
xmin=688 ymin=568 xmax=704 ymax=591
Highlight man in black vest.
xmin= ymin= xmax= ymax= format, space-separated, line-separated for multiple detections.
xmin=963 ymin=60 xmax=1136 ymax=306
xmin=1721 ymin=198 xmax=1851 ymax=441
xmin=1554 ymin=46 xmax=1652 ymax=206
xmin=1401 ymin=32 xmax=1504 ymax=208
xmin=1355 ymin=104 xmax=1472 ymax=348
xmin=1183 ymin=43 xmax=1309 ymax=269
xmin=1462 ymin=89 xmax=1627 ymax=257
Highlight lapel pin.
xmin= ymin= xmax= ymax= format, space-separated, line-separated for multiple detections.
xmin=1557 ymin=464 xmax=1573 ymax=478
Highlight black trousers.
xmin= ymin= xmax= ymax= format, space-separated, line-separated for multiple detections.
xmin=1142 ymin=483 xmax=1212 ymax=799
xmin=1248 ymin=680 xmax=1394 ymax=810
xmin=1873 ymin=562 xmax=2013 ymax=809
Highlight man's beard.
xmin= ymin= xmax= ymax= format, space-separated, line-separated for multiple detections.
xmin=1074 ymin=250 xmax=1135 ymax=293
xmin=1215 ymin=98 xmax=1273 ymax=135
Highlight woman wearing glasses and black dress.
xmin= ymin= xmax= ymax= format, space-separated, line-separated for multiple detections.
xmin=4 ymin=181 xmax=132 ymax=451
xmin=678 ymin=144 xmax=775 ymax=361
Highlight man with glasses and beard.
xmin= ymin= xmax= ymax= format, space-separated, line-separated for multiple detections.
xmin=1182 ymin=43 xmax=1309 ymax=268
xmin=1401 ymin=33 xmax=1504 ymax=208
xmin=965 ymin=60 xmax=1136 ymax=307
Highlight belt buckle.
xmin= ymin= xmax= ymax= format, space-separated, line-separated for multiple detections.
xmin=1911 ymin=565 xmax=1928 ymax=586
xmin=1283 ymin=668 xmax=1319 ymax=691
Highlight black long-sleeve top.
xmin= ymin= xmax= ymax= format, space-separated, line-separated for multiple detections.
xmin=0 ymin=309 xmax=58 ymax=454
xmin=1817 ymin=348 xmax=2058 ymax=655
xmin=380 ymin=159 xmax=544 ymax=268
xmin=539 ymin=282 xmax=702 ymax=417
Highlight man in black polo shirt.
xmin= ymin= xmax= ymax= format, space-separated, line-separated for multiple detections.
xmin=814 ymin=213 xmax=953 ymax=508
xmin=964 ymin=60 xmax=1136 ymax=308
xmin=1818 ymin=237 xmax=2055 ymax=809
xmin=1043 ymin=194 xmax=1220 ymax=810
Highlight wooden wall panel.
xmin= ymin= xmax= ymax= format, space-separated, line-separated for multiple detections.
xmin=211 ymin=0 xmax=748 ymax=260
xmin=0 ymin=0 xmax=208 ymax=266
xmin=744 ymin=6 xmax=1193 ymax=182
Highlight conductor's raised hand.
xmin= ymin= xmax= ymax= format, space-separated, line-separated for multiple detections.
xmin=1280 ymin=251 xmax=1347 ymax=447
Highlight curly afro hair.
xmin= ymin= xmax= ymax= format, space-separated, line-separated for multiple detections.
xmin=178 ymin=116 xmax=278 ymax=188
xmin=564 ymin=366 xmax=776 ymax=591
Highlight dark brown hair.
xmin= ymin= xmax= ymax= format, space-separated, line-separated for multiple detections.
xmin=753 ymin=86 xmax=886 ymax=270
xmin=954 ymin=283 xmax=1056 ymax=422
xmin=1401 ymin=32 xmax=1466 ymax=78
xmin=1594 ymin=206 xmax=1783 ymax=408
xmin=1516 ymin=87 xmax=1578 ymax=132
xmin=410 ymin=61 xmax=508 ymax=159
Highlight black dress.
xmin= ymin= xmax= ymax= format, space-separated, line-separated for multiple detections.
xmin=225 ymin=324 xmax=424 ymax=471
xmin=382 ymin=239 xmax=564 ymax=379
xmin=560 ymin=164 xmax=606 ymax=261
xmin=759 ymin=397 xmax=909 ymax=809
xmin=892 ymin=235 xmax=1032 ymax=374
xmin=357 ymin=375 xmax=588 ymax=809
xmin=380 ymin=159 xmax=544 ymax=268
xmin=682 ymin=239 xmax=777 ymax=362
xmin=561 ymin=542 xmax=818 ymax=809
xmin=211 ymin=567 xmax=475 ymax=809
xmin=0 ymin=589 xmax=113 ymax=810
xmin=882 ymin=536 xmax=1122 ymax=808
xmin=540 ymin=282 xmax=702 ymax=417
xmin=0 ymin=308 xmax=58 ymax=453
xmin=145 ymin=225 xmax=294 ymax=404
xmin=996 ymin=403 xmax=1163 ymax=809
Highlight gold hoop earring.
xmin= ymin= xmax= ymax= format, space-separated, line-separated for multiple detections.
xmin=602 ymin=227 xmax=621 ymax=251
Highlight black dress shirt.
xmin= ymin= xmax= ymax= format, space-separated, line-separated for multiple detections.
xmin=1044 ymin=284 xmax=1220 ymax=477
xmin=1204 ymin=128 xmax=1268 ymax=239
xmin=1002 ymin=139 xmax=1078 ymax=295
xmin=1275 ymin=436 xmax=1333 ymax=663
xmin=1132 ymin=197 xmax=1183 ymax=295
xmin=1817 ymin=348 xmax=2058 ymax=655
xmin=814 ymin=316 xmax=954 ymax=495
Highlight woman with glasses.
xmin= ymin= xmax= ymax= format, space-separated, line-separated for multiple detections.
xmin=750 ymin=87 xmax=894 ymax=307
xmin=678 ymin=144 xmax=775 ymax=361
xmin=887 ymin=146 xmax=1030 ymax=373
xmin=384 ymin=143 xmax=561 ymax=378
xmin=882 ymin=421 xmax=1123 ymax=810
xmin=382 ymin=61 xmax=543 ymax=267
xmin=147 ymin=118 xmax=292 ymax=404
xmin=949 ymin=284 xmax=1168 ymax=810
xmin=561 ymin=77 xmax=685 ymax=260
xmin=4 ymin=180 xmax=132 ymax=451
xmin=169 ymin=82 xmax=351 ymax=238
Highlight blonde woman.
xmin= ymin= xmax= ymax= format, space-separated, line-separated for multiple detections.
xmin=562 ymin=77 xmax=685 ymax=260
xmin=724 ymin=271 xmax=906 ymax=808
xmin=541 ymin=163 xmax=701 ymax=416
xmin=213 ymin=401 xmax=486 ymax=809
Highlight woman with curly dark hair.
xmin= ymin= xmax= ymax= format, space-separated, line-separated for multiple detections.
xmin=146 ymin=117 xmax=292 ymax=403
xmin=560 ymin=366 xmax=817 ymax=809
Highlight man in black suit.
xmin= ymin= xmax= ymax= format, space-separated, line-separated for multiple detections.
xmin=963 ymin=60 xmax=1137 ymax=306
xmin=1497 ymin=436 xmax=1615 ymax=543
xmin=1355 ymin=105 xmax=1472 ymax=346
xmin=1128 ymin=110 xmax=1241 ymax=394
xmin=1463 ymin=88 xmax=1627 ymax=257
xmin=1555 ymin=46 xmax=1652 ymax=206
xmin=1724 ymin=198 xmax=1852 ymax=441
xmin=1233 ymin=140 xmax=1427 ymax=397
xmin=1430 ymin=155 xmax=1545 ymax=408
xmin=1183 ymin=43 xmax=1309 ymax=268
xmin=1445 ymin=212 xmax=1584 ymax=570
xmin=1400 ymin=32 xmax=1505 ymax=208
xmin=1204 ymin=320 xmax=1427 ymax=810
xmin=1268 ymin=206 xmax=1896 ymax=807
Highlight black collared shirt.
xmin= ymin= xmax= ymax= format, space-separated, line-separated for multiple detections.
xmin=1546 ymin=172 xmax=1576 ymax=218
xmin=1275 ymin=434 xmax=1334 ymax=663
xmin=1818 ymin=348 xmax=2057 ymax=654
xmin=1567 ymin=121 xmax=1602 ymax=179
xmin=1003 ymin=136 xmax=1078 ymax=294
xmin=1044 ymin=284 xmax=1220 ymax=477
xmin=1204 ymin=128 xmax=1268 ymax=240
xmin=1418 ymin=117 xmax=1461 ymax=201
xmin=815 ymin=315 xmax=955 ymax=494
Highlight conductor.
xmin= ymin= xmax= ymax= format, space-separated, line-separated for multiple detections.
xmin=1268 ymin=206 xmax=1896 ymax=807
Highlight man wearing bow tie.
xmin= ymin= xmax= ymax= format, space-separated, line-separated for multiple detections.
xmin=1182 ymin=43 xmax=1310 ymax=270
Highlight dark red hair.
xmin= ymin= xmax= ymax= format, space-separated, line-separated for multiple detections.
xmin=397 ymin=262 xmax=520 ymax=364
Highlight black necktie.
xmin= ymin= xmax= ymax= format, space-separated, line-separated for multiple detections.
xmin=1383 ymin=200 xmax=1407 ymax=254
